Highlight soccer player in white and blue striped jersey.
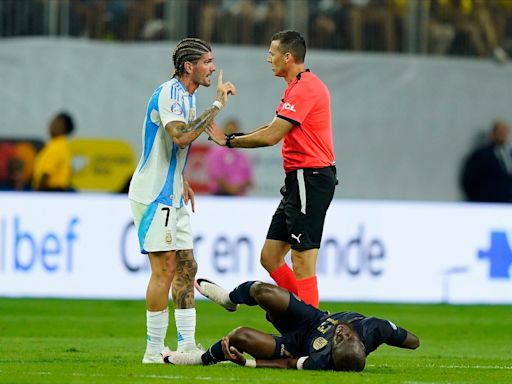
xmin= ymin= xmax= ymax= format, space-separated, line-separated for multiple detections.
xmin=128 ymin=38 xmax=236 ymax=364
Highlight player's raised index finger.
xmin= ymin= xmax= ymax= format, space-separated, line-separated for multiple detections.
xmin=217 ymin=69 xmax=224 ymax=86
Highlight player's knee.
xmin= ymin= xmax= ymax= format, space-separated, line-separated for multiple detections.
xmin=176 ymin=250 xmax=197 ymax=280
xmin=152 ymin=263 xmax=175 ymax=283
xmin=260 ymin=251 xmax=283 ymax=273
xmin=177 ymin=250 xmax=198 ymax=277
xmin=228 ymin=327 xmax=253 ymax=349
xmin=227 ymin=326 xmax=246 ymax=339
xmin=250 ymin=282 xmax=276 ymax=302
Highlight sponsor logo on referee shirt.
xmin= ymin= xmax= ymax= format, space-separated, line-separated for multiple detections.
xmin=282 ymin=102 xmax=296 ymax=112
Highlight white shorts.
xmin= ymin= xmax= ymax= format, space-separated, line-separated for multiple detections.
xmin=130 ymin=200 xmax=193 ymax=253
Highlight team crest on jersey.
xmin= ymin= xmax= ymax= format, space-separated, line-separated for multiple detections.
xmin=313 ymin=337 xmax=328 ymax=350
xmin=165 ymin=231 xmax=173 ymax=244
xmin=171 ymin=102 xmax=183 ymax=115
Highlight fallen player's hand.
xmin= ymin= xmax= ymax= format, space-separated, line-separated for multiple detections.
xmin=221 ymin=336 xmax=246 ymax=366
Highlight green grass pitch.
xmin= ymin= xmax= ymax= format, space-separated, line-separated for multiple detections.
xmin=0 ymin=298 xmax=510 ymax=383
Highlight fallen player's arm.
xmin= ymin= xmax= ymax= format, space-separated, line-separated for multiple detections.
xmin=222 ymin=337 xmax=304 ymax=369
xmin=251 ymin=358 xmax=300 ymax=369
xmin=401 ymin=331 xmax=420 ymax=349
xmin=375 ymin=318 xmax=420 ymax=351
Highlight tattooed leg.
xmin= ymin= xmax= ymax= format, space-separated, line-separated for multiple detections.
xmin=172 ymin=249 xmax=198 ymax=309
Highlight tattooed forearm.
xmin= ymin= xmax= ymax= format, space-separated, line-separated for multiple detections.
xmin=183 ymin=106 xmax=220 ymax=133
xmin=172 ymin=249 xmax=198 ymax=308
xmin=180 ymin=105 xmax=220 ymax=134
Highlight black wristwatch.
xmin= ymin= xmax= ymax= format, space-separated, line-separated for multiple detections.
xmin=225 ymin=132 xmax=244 ymax=148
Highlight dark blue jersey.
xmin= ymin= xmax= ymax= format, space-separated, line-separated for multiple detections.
xmin=302 ymin=311 xmax=408 ymax=370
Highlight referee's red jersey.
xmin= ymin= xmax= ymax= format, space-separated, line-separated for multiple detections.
xmin=275 ymin=70 xmax=335 ymax=173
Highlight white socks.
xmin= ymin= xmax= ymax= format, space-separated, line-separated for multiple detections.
xmin=175 ymin=308 xmax=197 ymax=352
xmin=145 ymin=308 xmax=169 ymax=355
xmin=145 ymin=307 xmax=197 ymax=354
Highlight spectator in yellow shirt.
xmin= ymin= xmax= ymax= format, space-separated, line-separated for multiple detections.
xmin=33 ymin=112 xmax=75 ymax=191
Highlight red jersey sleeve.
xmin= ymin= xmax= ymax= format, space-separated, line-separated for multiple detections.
xmin=276 ymin=79 xmax=316 ymax=126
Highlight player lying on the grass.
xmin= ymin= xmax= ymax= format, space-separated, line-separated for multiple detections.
xmin=165 ymin=280 xmax=420 ymax=371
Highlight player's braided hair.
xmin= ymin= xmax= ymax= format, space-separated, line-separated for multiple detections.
xmin=171 ymin=38 xmax=212 ymax=78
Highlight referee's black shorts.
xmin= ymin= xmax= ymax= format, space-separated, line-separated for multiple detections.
xmin=266 ymin=165 xmax=337 ymax=250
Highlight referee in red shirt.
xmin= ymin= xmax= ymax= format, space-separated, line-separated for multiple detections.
xmin=207 ymin=30 xmax=337 ymax=308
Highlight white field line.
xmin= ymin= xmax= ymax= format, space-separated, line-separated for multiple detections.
xmin=20 ymin=371 xmax=279 ymax=381
xmin=425 ymin=364 xmax=512 ymax=370
xmin=403 ymin=382 xmax=445 ymax=384
xmin=0 ymin=363 xmax=510 ymax=381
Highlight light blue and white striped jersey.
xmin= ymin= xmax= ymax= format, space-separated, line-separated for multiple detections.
xmin=129 ymin=79 xmax=197 ymax=208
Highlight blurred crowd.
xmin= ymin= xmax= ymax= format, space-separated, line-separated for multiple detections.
xmin=0 ymin=112 xmax=75 ymax=192
xmin=0 ymin=113 xmax=254 ymax=197
xmin=2 ymin=1 xmax=512 ymax=201
xmin=308 ymin=0 xmax=511 ymax=61
xmin=1 ymin=0 xmax=512 ymax=60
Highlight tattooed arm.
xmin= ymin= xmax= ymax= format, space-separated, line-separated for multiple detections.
xmin=165 ymin=105 xmax=219 ymax=148
xmin=172 ymin=249 xmax=198 ymax=309
xmin=166 ymin=70 xmax=236 ymax=148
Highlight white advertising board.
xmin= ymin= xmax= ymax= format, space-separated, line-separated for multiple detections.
xmin=0 ymin=192 xmax=511 ymax=303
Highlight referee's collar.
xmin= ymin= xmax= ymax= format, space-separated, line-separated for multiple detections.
xmin=296 ymin=69 xmax=310 ymax=80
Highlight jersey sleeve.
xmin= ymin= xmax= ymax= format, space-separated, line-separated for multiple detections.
xmin=276 ymin=81 xmax=316 ymax=126
xmin=374 ymin=319 xmax=408 ymax=347
xmin=158 ymin=85 xmax=187 ymax=128
xmin=301 ymin=353 xmax=334 ymax=371
xmin=302 ymin=356 xmax=322 ymax=370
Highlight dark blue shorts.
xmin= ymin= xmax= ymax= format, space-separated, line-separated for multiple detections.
xmin=270 ymin=293 xmax=327 ymax=358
